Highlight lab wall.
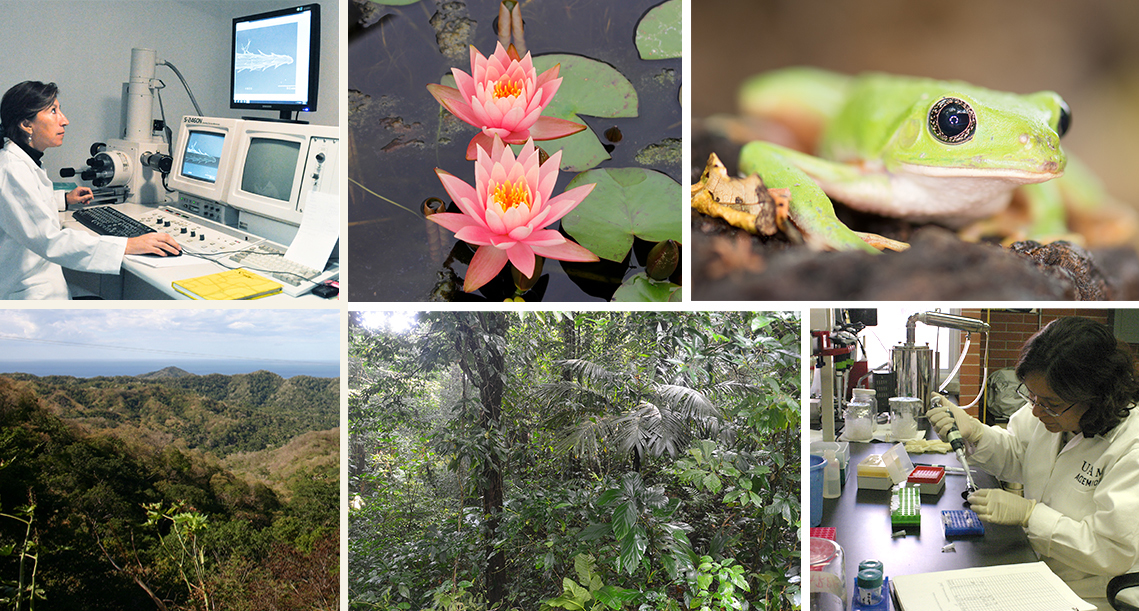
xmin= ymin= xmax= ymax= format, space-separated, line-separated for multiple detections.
xmin=956 ymin=309 xmax=1114 ymax=412
xmin=0 ymin=0 xmax=338 ymax=183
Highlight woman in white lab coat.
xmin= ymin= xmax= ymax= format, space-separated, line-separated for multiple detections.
xmin=0 ymin=81 xmax=180 ymax=299
xmin=930 ymin=316 xmax=1139 ymax=610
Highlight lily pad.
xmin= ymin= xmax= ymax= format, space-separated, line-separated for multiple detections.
xmin=562 ymin=168 xmax=682 ymax=262
xmin=613 ymin=273 xmax=681 ymax=302
xmin=635 ymin=0 xmax=682 ymax=60
xmin=532 ymin=55 xmax=638 ymax=172
xmin=368 ymin=0 xmax=420 ymax=5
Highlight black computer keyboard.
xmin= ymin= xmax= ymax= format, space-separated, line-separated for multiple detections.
xmin=72 ymin=206 xmax=155 ymax=238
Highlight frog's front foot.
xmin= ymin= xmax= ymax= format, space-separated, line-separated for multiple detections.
xmin=856 ymin=232 xmax=910 ymax=252
xmin=737 ymin=142 xmax=883 ymax=253
xmin=693 ymin=152 xmax=903 ymax=253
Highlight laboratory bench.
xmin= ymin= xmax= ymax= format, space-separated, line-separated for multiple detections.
xmin=60 ymin=202 xmax=336 ymax=302
xmin=814 ymin=437 xmax=1039 ymax=599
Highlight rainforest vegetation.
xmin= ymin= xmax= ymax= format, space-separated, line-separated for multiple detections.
xmin=0 ymin=370 xmax=339 ymax=611
xmin=348 ymin=311 xmax=801 ymax=611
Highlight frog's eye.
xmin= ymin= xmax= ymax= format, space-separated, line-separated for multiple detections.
xmin=929 ymin=97 xmax=976 ymax=144
xmin=1057 ymin=100 xmax=1071 ymax=138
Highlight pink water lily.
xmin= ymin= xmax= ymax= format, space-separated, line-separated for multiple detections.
xmin=429 ymin=136 xmax=598 ymax=293
xmin=427 ymin=42 xmax=586 ymax=159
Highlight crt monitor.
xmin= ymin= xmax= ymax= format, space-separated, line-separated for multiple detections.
xmin=225 ymin=121 xmax=339 ymax=228
xmin=230 ymin=4 xmax=320 ymax=120
xmin=168 ymin=116 xmax=243 ymax=203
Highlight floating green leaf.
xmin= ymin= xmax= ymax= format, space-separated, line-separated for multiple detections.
xmin=635 ymin=0 xmax=682 ymax=60
xmin=613 ymin=273 xmax=681 ymax=302
xmin=562 ymin=168 xmax=681 ymax=262
xmin=532 ymin=55 xmax=638 ymax=172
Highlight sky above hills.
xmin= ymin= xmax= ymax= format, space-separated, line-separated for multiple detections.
xmin=0 ymin=309 xmax=340 ymax=377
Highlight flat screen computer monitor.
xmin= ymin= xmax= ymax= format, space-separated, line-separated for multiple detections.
xmin=168 ymin=116 xmax=243 ymax=203
xmin=225 ymin=121 xmax=339 ymax=227
xmin=230 ymin=4 xmax=320 ymax=121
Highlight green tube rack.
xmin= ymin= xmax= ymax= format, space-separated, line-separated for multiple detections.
xmin=890 ymin=485 xmax=920 ymax=532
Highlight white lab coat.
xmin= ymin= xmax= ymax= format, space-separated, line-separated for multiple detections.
xmin=0 ymin=140 xmax=126 ymax=299
xmin=970 ymin=403 xmax=1139 ymax=610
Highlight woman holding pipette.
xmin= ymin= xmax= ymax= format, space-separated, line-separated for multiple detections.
xmin=0 ymin=81 xmax=180 ymax=299
xmin=929 ymin=316 xmax=1139 ymax=611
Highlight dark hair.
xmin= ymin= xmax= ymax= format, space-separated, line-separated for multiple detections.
xmin=0 ymin=81 xmax=59 ymax=145
xmin=1016 ymin=316 xmax=1139 ymax=437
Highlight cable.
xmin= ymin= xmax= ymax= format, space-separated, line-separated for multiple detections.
xmin=158 ymin=59 xmax=204 ymax=116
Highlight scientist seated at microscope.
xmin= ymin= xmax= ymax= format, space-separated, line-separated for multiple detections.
xmin=0 ymin=80 xmax=180 ymax=299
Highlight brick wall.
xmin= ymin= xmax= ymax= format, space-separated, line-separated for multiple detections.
xmin=958 ymin=309 xmax=1112 ymax=419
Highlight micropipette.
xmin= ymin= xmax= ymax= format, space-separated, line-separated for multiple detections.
xmin=932 ymin=394 xmax=979 ymax=498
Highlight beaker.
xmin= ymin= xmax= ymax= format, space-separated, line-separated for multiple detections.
xmin=844 ymin=389 xmax=875 ymax=442
xmin=889 ymin=396 xmax=922 ymax=441
xmin=810 ymin=537 xmax=847 ymax=611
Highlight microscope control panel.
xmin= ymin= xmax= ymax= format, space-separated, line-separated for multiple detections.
xmin=134 ymin=206 xmax=261 ymax=256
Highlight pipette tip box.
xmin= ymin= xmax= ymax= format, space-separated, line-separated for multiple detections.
xmin=907 ymin=465 xmax=945 ymax=496
xmin=809 ymin=527 xmax=837 ymax=541
xmin=942 ymin=509 xmax=985 ymax=537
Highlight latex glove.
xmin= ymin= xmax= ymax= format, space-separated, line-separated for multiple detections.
xmin=928 ymin=393 xmax=984 ymax=445
xmin=968 ymin=488 xmax=1037 ymax=527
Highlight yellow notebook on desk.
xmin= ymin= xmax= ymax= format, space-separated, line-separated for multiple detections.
xmin=172 ymin=268 xmax=282 ymax=300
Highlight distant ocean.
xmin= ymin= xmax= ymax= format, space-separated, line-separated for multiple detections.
xmin=0 ymin=360 xmax=340 ymax=379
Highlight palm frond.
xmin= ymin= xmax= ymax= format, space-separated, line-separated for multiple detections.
xmin=555 ymin=359 xmax=620 ymax=387
xmin=555 ymin=414 xmax=611 ymax=464
xmin=654 ymin=384 xmax=720 ymax=420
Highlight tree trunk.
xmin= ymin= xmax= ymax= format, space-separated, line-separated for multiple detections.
xmin=455 ymin=312 xmax=509 ymax=607
xmin=560 ymin=316 xmax=576 ymax=381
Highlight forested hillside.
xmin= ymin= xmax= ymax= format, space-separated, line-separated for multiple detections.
xmin=0 ymin=373 xmax=338 ymax=611
xmin=349 ymin=311 xmax=801 ymax=611
xmin=7 ymin=369 xmax=339 ymax=457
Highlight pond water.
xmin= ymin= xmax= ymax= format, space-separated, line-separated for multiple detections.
xmin=348 ymin=0 xmax=682 ymax=302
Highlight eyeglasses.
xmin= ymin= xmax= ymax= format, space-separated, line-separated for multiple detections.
xmin=1015 ymin=383 xmax=1077 ymax=418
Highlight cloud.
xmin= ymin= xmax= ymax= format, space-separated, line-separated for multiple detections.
xmin=0 ymin=309 xmax=339 ymax=363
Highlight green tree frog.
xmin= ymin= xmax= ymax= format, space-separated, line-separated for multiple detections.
xmin=736 ymin=67 xmax=1111 ymax=252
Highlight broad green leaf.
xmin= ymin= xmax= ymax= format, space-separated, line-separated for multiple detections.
xmin=751 ymin=314 xmax=775 ymax=332
xmin=597 ymin=488 xmax=624 ymax=507
xmin=612 ymin=273 xmax=682 ymax=302
xmin=612 ymin=501 xmax=637 ymax=541
xmin=697 ymin=573 xmax=714 ymax=591
xmin=595 ymin=585 xmax=642 ymax=610
xmin=574 ymin=553 xmax=598 ymax=589
xmin=618 ymin=526 xmax=648 ymax=575
xmin=703 ymin=473 xmax=722 ymax=494
xmin=532 ymin=55 xmax=638 ymax=172
xmin=563 ymin=168 xmax=682 ymax=262
xmin=635 ymin=0 xmax=682 ymax=60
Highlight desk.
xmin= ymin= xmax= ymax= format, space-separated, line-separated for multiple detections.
xmin=816 ymin=439 xmax=1039 ymax=594
xmin=61 ymin=203 xmax=335 ymax=301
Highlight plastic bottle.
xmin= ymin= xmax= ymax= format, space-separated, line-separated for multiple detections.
xmin=823 ymin=449 xmax=841 ymax=499
xmin=856 ymin=568 xmax=884 ymax=606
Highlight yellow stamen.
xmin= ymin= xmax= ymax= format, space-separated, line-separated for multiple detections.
xmin=491 ymin=179 xmax=531 ymax=212
xmin=493 ymin=77 xmax=523 ymax=99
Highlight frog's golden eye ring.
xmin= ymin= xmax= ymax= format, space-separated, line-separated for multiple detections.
xmin=929 ymin=97 xmax=976 ymax=144
xmin=1057 ymin=100 xmax=1071 ymax=138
